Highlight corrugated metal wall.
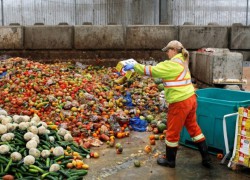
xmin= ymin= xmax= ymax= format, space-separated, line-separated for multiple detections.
xmin=2 ymin=0 xmax=159 ymax=26
xmin=0 ymin=0 xmax=249 ymax=26
xmin=161 ymin=0 xmax=249 ymax=25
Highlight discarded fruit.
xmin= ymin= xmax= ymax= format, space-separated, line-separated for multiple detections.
xmin=157 ymin=123 xmax=166 ymax=133
xmin=149 ymin=134 xmax=155 ymax=140
xmin=154 ymin=135 xmax=159 ymax=140
xmin=134 ymin=160 xmax=141 ymax=167
xmin=144 ymin=145 xmax=152 ymax=154
xmin=159 ymin=134 xmax=165 ymax=140
xmin=115 ymin=143 xmax=122 ymax=149
xmin=93 ymin=152 xmax=99 ymax=158
xmin=150 ymin=139 xmax=156 ymax=145
xmin=2 ymin=175 xmax=14 ymax=180
xmin=82 ymin=164 xmax=89 ymax=170
xmin=116 ymin=146 xmax=123 ymax=154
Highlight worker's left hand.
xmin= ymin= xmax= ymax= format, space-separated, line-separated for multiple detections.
xmin=123 ymin=63 xmax=135 ymax=71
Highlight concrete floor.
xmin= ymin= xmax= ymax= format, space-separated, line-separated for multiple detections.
xmin=83 ymin=131 xmax=250 ymax=180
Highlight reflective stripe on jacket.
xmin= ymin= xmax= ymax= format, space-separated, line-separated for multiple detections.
xmin=162 ymin=58 xmax=192 ymax=88
xmin=134 ymin=53 xmax=195 ymax=104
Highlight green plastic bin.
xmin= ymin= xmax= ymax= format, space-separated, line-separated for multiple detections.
xmin=180 ymin=88 xmax=250 ymax=155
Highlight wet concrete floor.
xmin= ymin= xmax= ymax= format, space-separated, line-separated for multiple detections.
xmin=83 ymin=131 xmax=250 ymax=180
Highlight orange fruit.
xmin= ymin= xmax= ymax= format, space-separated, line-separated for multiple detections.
xmin=93 ymin=152 xmax=99 ymax=158
xmin=144 ymin=145 xmax=152 ymax=154
xmin=149 ymin=135 xmax=155 ymax=140
xmin=150 ymin=139 xmax=156 ymax=145
xmin=117 ymin=132 xmax=123 ymax=139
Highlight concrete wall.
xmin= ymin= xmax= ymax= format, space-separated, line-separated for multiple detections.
xmin=0 ymin=26 xmax=23 ymax=49
xmin=0 ymin=24 xmax=249 ymax=60
xmin=24 ymin=25 xmax=73 ymax=49
xmin=126 ymin=25 xmax=178 ymax=50
xmin=230 ymin=24 xmax=250 ymax=49
xmin=74 ymin=25 xmax=125 ymax=50
xmin=179 ymin=26 xmax=229 ymax=49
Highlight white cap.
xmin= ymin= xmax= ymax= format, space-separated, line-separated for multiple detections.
xmin=162 ymin=40 xmax=184 ymax=52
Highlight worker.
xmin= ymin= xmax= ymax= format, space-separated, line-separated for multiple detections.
xmin=124 ymin=40 xmax=212 ymax=168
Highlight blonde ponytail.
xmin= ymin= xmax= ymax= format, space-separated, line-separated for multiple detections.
xmin=182 ymin=48 xmax=189 ymax=61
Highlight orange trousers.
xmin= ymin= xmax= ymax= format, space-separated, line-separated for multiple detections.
xmin=166 ymin=94 xmax=205 ymax=147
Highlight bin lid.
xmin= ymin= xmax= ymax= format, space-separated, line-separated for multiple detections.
xmin=196 ymin=88 xmax=250 ymax=103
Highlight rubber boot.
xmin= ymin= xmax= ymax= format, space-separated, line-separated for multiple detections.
xmin=157 ymin=146 xmax=177 ymax=168
xmin=197 ymin=140 xmax=212 ymax=168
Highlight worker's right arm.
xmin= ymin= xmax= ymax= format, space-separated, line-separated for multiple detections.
xmin=134 ymin=61 xmax=182 ymax=79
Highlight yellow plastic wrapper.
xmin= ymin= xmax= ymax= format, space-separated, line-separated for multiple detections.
xmin=116 ymin=59 xmax=137 ymax=80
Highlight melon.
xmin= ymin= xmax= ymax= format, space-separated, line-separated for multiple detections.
xmin=146 ymin=114 xmax=154 ymax=122
xmin=157 ymin=123 xmax=166 ymax=133
xmin=157 ymin=83 xmax=164 ymax=91
xmin=154 ymin=78 xmax=162 ymax=84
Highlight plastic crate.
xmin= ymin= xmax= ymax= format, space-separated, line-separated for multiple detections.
xmin=180 ymin=88 xmax=250 ymax=155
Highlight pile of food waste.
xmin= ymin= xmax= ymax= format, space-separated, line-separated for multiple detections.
xmin=0 ymin=57 xmax=168 ymax=179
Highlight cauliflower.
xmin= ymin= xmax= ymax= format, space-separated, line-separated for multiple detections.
xmin=49 ymin=164 xmax=60 ymax=172
xmin=0 ymin=145 xmax=10 ymax=154
xmin=13 ymin=115 xmax=23 ymax=124
xmin=29 ymin=148 xmax=41 ymax=158
xmin=64 ymin=133 xmax=73 ymax=142
xmin=6 ymin=123 xmax=16 ymax=132
xmin=52 ymin=146 xmax=64 ymax=156
xmin=38 ymin=122 xmax=48 ymax=128
xmin=10 ymin=152 xmax=22 ymax=162
xmin=31 ymin=135 xmax=40 ymax=144
xmin=0 ymin=124 xmax=7 ymax=135
xmin=24 ymin=132 xmax=35 ymax=141
xmin=31 ymin=114 xmax=40 ymax=123
xmin=57 ymin=128 xmax=68 ymax=136
xmin=24 ymin=155 xmax=35 ymax=165
xmin=18 ymin=116 xmax=29 ymax=122
xmin=0 ymin=109 xmax=8 ymax=116
xmin=26 ymin=140 xmax=38 ymax=149
xmin=12 ymin=123 xmax=19 ymax=130
xmin=1 ymin=133 xmax=15 ymax=142
xmin=49 ymin=136 xmax=55 ymax=143
xmin=29 ymin=120 xmax=39 ymax=127
xmin=19 ymin=122 xmax=30 ymax=130
xmin=38 ymin=126 xmax=47 ymax=135
xmin=28 ymin=126 xmax=38 ymax=134
xmin=0 ymin=116 xmax=12 ymax=125
xmin=41 ymin=150 xmax=51 ymax=158
xmin=22 ymin=115 xmax=31 ymax=122
xmin=0 ymin=115 xmax=5 ymax=122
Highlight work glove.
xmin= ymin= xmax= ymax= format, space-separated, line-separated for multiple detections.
xmin=123 ymin=63 xmax=135 ymax=71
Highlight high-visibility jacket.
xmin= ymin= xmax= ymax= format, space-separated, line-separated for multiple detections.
xmin=134 ymin=53 xmax=194 ymax=104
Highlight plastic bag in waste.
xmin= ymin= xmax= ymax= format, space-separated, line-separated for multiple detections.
xmin=129 ymin=117 xmax=148 ymax=132
xmin=159 ymin=90 xmax=168 ymax=110
xmin=124 ymin=91 xmax=134 ymax=107
xmin=0 ymin=71 xmax=7 ymax=79
xmin=75 ymin=62 xmax=88 ymax=69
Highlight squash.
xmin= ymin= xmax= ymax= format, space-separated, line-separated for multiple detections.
xmin=157 ymin=123 xmax=166 ymax=133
